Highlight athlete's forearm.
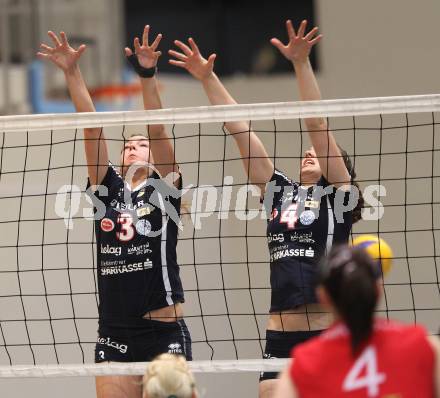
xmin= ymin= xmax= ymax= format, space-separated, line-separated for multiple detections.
xmin=140 ymin=75 xmax=177 ymax=174
xmin=200 ymin=73 xmax=272 ymax=187
xmin=292 ymin=58 xmax=321 ymax=102
xmin=141 ymin=76 xmax=162 ymax=111
xmin=63 ymin=64 xmax=96 ymax=113
xmin=140 ymin=76 xmax=166 ymax=138
xmin=292 ymin=58 xmax=326 ymax=131
xmin=201 ymin=72 xmax=236 ymax=106
xmin=200 ymin=73 xmax=249 ymax=134
xmin=63 ymin=66 xmax=108 ymax=181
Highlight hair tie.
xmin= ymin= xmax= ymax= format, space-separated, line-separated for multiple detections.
xmin=328 ymin=247 xmax=353 ymax=273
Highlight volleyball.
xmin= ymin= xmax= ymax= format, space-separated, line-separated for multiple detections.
xmin=351 ymin=235 xmax=393 ymax=277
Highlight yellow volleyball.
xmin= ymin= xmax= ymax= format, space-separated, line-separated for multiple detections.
xmin=351 ymin=235 xmax=393 ymax=277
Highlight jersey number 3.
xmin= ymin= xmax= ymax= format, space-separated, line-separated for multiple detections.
xmin=342 ymin=346 xmax=386 ymax=397
xmin=116 ymin=213 xmax=135 ymax=242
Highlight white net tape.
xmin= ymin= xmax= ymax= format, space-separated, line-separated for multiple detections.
xmin=0 ymin=94 xmax=439 ymax=131
xmin=0 ymin=359 xmax=289 ymax=378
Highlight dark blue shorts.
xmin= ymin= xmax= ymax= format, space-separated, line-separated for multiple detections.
xmin=95 ymin=318 xmax=192 ymax=363
xmin=259 ymin=329 xmax=322 ymax=381
xmin=270 ymin=260 xmax=319 ymax=312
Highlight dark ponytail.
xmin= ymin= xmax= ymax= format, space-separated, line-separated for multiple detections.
xmin=319 ymin=245 xmax=378 ymax=355
xmin=337 ymin=146 xmax=364 ymax=224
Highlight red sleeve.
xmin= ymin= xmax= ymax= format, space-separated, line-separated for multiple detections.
xmin=289 ymin=346 xmax=304 ymax=390
xmin=289 ymin=340 xmax=325 ymax=394
xmin=289 ymin=356 xmax=297 ymax=386
xmin=413 ymin=326 xmax=435 ymax=373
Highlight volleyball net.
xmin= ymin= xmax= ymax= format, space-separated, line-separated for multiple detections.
xmin=0 ymin=94 xmax=439 ymax=377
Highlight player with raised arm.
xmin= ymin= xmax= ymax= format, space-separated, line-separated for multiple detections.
xmin=168 ymin=19 xmax=363 ymax=398
xmin=274 ymin=244 xmax=440 ymax=398
xmin=38 ymin=25 xmax=191 ymax=398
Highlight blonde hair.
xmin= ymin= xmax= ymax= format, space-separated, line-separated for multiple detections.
xmin=143 ymin=354 xmax=197 ymax=398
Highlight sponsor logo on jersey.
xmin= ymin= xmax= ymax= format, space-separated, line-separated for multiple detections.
xmin=100 ymin=218 xmax=115 ymax=232
xmin=282 ymin=190 xmax=298 ymax=203
xmin=305 ymin=200 xmax=320 ymax=208
xmin=289 ymin=231 xmax=315 ymax=244
xmin=263 ymin=353 xmax=277 ymax=359
xmin=299 ymin=210 xmax=316 ymax=225
xmin=101 ymin=259 xmax=121 ymax=266
xmin=127 ymin=243 xmax=152 ymax=256
xmin=267 ymin=233 xmax=285 ymax=243
xmin=136 ymin=205 xmax=152 ymax=217
xmin=100 ymin=244 xmax=122 ymax=256
xmin=261 ymin=353 xmax=278 ymax=378
xmin=270 ymin=247 xmax=315 ymax=261
xmin=110 ymin=199 xmax=147 ymax=211
xmin=136 ymin=219 xmax=152 ymax=236
xmin=100 ymin=260 xmax=153 ymax=275
xmin=168 ymin=343 xmax=183 ymax=354
xmin=97 ymin=337 xmax=128 ymax=354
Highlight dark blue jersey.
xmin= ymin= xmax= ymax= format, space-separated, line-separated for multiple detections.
xmin=264 ymin=169 xmax=352 ymax=312
xmin=87 ymin=164 xmax=184 ymax=327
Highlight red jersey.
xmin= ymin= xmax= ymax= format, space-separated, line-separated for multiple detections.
xmin=290 ymin=318 xmax=435 ymax=398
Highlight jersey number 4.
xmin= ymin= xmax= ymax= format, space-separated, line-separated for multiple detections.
xmin=342 ymin=346 xmax=386 ymax=397
xmin=279 ymin=203 xmax=298 ymax=229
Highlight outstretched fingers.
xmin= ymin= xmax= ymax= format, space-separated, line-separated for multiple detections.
xmin=168 ymin=49 xmax=187 ymax=61
xmin=174 ymin=40 xmax=192 ymax=56
xmin=142 ymin=25 xmax=150 ymax=47
xmin=168 ymin=59 xmax=186 ymax=68
xmin=207 ymin=53 xmax=216 ymax=67
xmin=188 ymin=37 xmax=200 ymax=55
xmin=270 ymin=37 xmax=286 ymax=53
xmin=297 ymin=20 xmax=307 ymax=38
xmin=39 ymin=43 xmax=54 ymax=54
xmin=47 ymin=31 xmax=61 ymax=47
xmin=36 ymin=51 xmax=49 ymax=59
xmin=286 ymin=19 xmax=296 ymax=40
xmin=304 ymin=27 xmax=319 ymax=41
xmin=133 ymin=37 xmax=141 ymax=52
xmin=60 ymin=31 xmax=69 ymax=47
xmin=77 ymin=44 xmax=86 ymax=56
xmin=309 ymin=34 xmax=323 ymax=46
xmin=150 ymin=33 xmax=163 ymax=51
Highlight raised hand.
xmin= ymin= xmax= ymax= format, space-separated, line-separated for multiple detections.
xmin=168 ymin=38 xmax=216 ymax=81
xmin=271 ymin=20 xmax=322 ymax=64
xmin=125 ymin=25 xmax=162 ymax=69
xmin=37 ymin=31 xmax=86 ymax=72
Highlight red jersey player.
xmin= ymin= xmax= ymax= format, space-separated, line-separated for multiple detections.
xmin=274 ymin=244 xmax=440 ymax=398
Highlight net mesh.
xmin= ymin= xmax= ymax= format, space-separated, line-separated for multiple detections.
xmin=0 ymin=95 xmax=439 ymax=375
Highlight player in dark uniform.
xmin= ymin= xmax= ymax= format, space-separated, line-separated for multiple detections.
xmin=274 ymin=244 xmax=440 ymax=398
xmin=38 ymin=26 xmax=191 ymax=398
xmin=168 ymin=20 xmax=363 ymax=397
